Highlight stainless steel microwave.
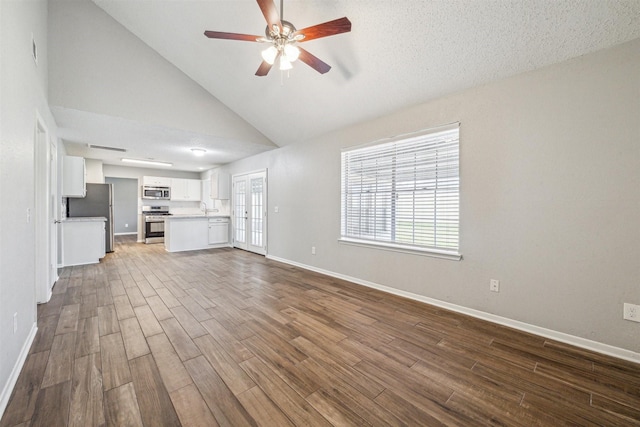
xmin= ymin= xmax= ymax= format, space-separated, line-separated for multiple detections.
xmin=142 ymin=186 xmax=171 ymax=200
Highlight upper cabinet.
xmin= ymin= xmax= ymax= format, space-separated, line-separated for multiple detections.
xmin=62 ymin=156 xmax=86 ymax=198
xmin=142 ymin=176 xmax=171 ymax=187
xmin=210 ymin=170 xmax=230 ymax=200
xmin=171 ymin=178 xmax=201 ymax=201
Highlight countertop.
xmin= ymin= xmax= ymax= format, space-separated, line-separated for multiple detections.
xmin=166 ymin=214 xmax=230 ymax=219
xmin=62 ymin=217 xmax=107 ymax=222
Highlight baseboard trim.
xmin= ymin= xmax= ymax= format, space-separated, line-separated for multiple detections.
xmin=114 ymin=232 xmax=137 ymax=236
xmin=266 ymin=255 xmax=640 ymax=365
xmin=0 ymin=322 xmax=38 ymax=419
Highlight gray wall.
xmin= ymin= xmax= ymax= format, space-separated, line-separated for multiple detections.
xmin=106 ymin=177 xmax=138 ymax=234
xmin=220 ymin=38 xmax=640 ymax=356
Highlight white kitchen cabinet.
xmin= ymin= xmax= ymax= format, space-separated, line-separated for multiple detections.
xmin=62 ymin=156 xmax=86 ymax=197
xmin=61 ymin=218 xmax=106 ymax=266
xmin=210 ymin=170 xmax=230 ymax=200
xmin=142 ymin=176 xmax=171 ymax=187
xmin=208 ymin=217 xmax=229 ymax=244
xmin=170 ymin=178 xmax=201 ymax=201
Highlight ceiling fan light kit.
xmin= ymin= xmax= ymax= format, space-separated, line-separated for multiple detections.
xmin=204 ymin=0 xmax=351 ymax=77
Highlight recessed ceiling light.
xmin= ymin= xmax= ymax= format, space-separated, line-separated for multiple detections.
xmin=121 ymin=158 xmax=172 ymax=167
xmin=191 ymin=148 xmax=206 ymax=157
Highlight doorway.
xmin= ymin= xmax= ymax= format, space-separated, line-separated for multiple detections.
xmin=232 ymin=170 xmax=267 ymax=255
xmin=105 ymin=177 xmax=138 ymax=236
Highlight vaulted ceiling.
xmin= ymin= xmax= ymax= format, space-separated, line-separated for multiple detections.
xmin=49 ymin=0 xmax=640 ymax=171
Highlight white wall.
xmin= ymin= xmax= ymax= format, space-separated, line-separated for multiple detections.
xmin=221 ymin=38 xmax=640 ymax=356
xmin=48 ymin=0 xmax=273 ymax=147
xmin=0 ymin=0 xmax=58 ymax=415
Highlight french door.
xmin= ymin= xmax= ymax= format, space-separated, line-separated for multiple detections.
xmin=232 ymin=170 xmax=267 ymax=255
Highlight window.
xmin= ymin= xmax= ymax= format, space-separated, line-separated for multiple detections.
xmin=340 ymin=123 xmax=460 ymax=259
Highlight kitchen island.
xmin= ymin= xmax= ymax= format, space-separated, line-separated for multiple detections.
xmin=164 ymin=215 xmax=230 ymax=252
xmin=61 ymin=217 xmax=106 ymax=266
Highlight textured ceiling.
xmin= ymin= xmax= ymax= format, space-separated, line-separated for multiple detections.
xmin=56 ymin=0 xmax=640 ymax=171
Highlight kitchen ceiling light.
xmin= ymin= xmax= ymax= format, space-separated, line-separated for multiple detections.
xmin=191 ymin=148 xmax=206 ymax=157
xmin=121 ymin=158 xmax=172 ymax=167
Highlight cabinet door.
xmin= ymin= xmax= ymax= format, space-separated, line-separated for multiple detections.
xmin=143 ymin=176 xmax=171 ymax=186
xmin=170 ymin=178 xmax=188 ymax=200
xmin=171 ymin=179 xmax=201 ymax=201
xmin=187 ymin=180 xmax=202 ymax=201
xmin=62 ymin=156 xmax=86 ymax=197
xmin=208 ymin=220 xmax=229 ymax=244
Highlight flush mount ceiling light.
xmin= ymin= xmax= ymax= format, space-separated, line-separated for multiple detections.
xmin=121 ymin=158 xmax=172 ymax=167
xmin=204 ymin=0 xmax=351 ymax=76
xmin=191 ymin=148 xmax=206 ymax=157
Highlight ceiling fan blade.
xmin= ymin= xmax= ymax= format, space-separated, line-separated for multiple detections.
xmin=295 ymin=17 xmax=351 ymax=42
xmin=257 ymin=0 xmax=282 ymax=33
xmin=297 ymin=47 xmax=331 ymax=74
xmin=255 ymin=60 xmax=274 ymax=76
xmin=204 ymin=31 xmax=262 ymax=42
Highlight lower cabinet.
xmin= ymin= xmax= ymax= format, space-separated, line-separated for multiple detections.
xmin=165 ymin=217 xmax=230 ymax=252
xmin=61 ymin=218 xmax=106 ymax=266
xmin=208 ymin=218 xmax=229 ymax=244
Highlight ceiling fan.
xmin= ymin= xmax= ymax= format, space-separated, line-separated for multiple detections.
xmin=204 ymin=0 xmax=351 ymax=76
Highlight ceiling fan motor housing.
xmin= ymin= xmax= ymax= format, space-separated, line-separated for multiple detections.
xmin=265 ymin=20 xmax=297 ymax=39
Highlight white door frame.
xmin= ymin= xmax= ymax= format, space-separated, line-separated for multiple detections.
xmin=232 ymin=169 xmax=267 ymax=255
xmin=49 ymin=140 xmax=59 ymax=287
xmin=34 ymin=112 xmax=55 ymax=303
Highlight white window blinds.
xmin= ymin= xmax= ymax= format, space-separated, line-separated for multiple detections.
xmin=341 ymin=123 xmax=460 ymax=255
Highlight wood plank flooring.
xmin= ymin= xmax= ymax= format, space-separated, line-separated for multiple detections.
xmin=2 ymin=235 xmax=639 ymax=426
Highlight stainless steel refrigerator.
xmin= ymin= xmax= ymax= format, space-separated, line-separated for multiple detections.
xmin=67 ymin=183 xmax=115 ymax=253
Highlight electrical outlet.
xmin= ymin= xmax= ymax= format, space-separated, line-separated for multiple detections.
xmin=274 ymin=206 xmax=279 ymax=213
xmin=311 ymin=246 xmax=316 ymax=255
xmin=13 ymin=313 xmax=18 ymax=334
xmin=623 ymin=303 xmax=640 ymax=322
xmin=490 ymin=279 xmax=500 ymax=292
xmin=26 ymin=208 xmax=31 ymax=224
xmin=125 ymin=223 xmax=129 ymax=228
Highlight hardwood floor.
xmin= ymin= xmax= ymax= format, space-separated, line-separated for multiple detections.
xmin=2 ymin=235 xmax=639 ymax=426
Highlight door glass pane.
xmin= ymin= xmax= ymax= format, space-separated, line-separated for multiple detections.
xmin=234 ymin=180 xmax=246 ymax=243
xmin=251 ymin=177 xmax=263 ymax=247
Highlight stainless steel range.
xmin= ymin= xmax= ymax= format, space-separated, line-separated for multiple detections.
xmin=142 ymin=206 xmax=171 ymax=244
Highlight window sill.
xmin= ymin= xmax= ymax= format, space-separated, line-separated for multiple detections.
xmin=338 ymin=238 xmax=462 ymax=261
